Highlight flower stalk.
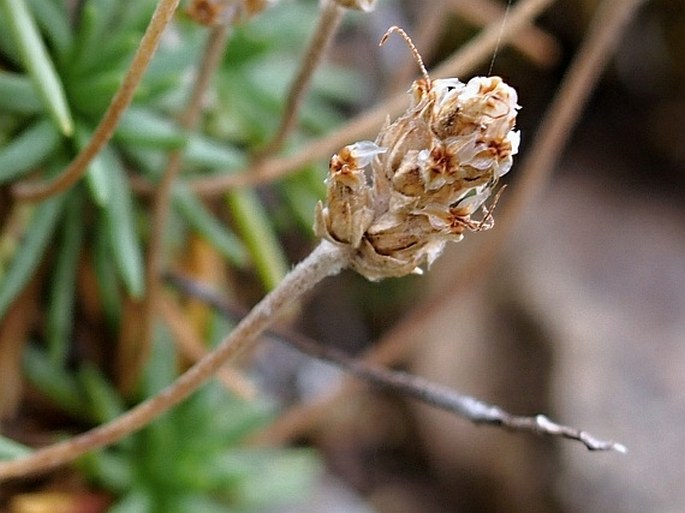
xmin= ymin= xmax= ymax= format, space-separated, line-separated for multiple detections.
xmin=0 ymin=240 xmax=348 ymax=480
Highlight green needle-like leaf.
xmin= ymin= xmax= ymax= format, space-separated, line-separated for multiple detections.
xmin=183 ymin=134 xmax=246 ymax=171
xmin=115 ymin=107 xmax=187 ymax=150
xmin=79 ymin=363 xmax=126 ymax=423
xmin=174 ymin=185 xmax=248 ymax=267
xmin=0 ymin=118 xmax=61 ymax=184
xmin=101 ymin=149 xmax=145 ymax=299
xmin=0 ymin=70 xmax=42 ymax=113
xmin=47 ymin=191 xmax=84 ymax=366
xmin=75 ymin=123 xmax=110 ymax=206
xmin=0 ymin=436 xmax=32 ymax=460
xmin=22 ymin=345 xmax=84 ymax=417
xmin=226 ymin=189 xmax=288 ymax=290
xmin=93 ymin=224 xmax=122 ymax=327
xmin=26 ymin=0 xmax=72 ymax=59
xmin=1 ymin=0 xmax=74 ymax=136
xmin=0 ymin=193 xmax=66 ymax=319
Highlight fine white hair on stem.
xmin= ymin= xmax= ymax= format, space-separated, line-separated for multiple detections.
xmin=380 ymin=25 xmax=432 ymax=89
xmin=165 ymin=272 xmax=627 ymax=453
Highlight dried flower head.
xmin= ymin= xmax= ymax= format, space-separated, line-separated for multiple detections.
xmin=331 ymin=0 xmax=377 ymax=12
xmin=186 ymin=0 xmax=276 ymax=26
xmin=315 ymin=27 xmax=520 ymax=280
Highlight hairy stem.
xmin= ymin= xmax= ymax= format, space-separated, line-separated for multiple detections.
xmin=166 ymin=273 xmax=625 ymax=452
xmin=0 ymin=241 xmax=348 ymax=480
xmin=12 ymin=0 xmax=181 ymax=201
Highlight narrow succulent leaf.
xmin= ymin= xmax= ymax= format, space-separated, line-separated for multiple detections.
xmin=93 ymin=225 xmax=122 ymax=327
xmin=101 ymin=149 xmax=145 ymax=299
xmin=183 ymin=134 xmax=246 ymax=170
xmin=174 ymin=185 xmax=248 ymax=267
xmin=1 ymin=0 xmax=74 ymax=135
xmin=115 ymin=107 xmax=186 ymax=149
xmin=46 ymin=191 xmax=83 ymax=366
xmin=22 ymin=345 xmax=84 ymax=417
xmin=0 ymin=9 xmax=20 ymax=63
xmin=0 ymin=436 xmax=32 ymax=459
xmin=0 ymin=193 xmax=66 ymax=319
xmin=107 ymin=488 xmax=154 ymax=513
xmin=68 ymin=70 xmax=130 ymax=116
xmin=0 ymin=71 xmax=42 ymax=113
xmin=77 ymin=451 xmax=135 ymax=494
xmin=75 ymin=123 xmax=110 ymax=206
xmin=0 ymin=119 xmax=61 ymax=183
xmin=78 ymin=363 xmax=126 ymax=423
xmin=26 ymin=0 xmax=72 ymax=58
xmin=70 ymin=0 xmax=119 ymax=73
xmin=225 ymin=189 xmax=288 ymax=290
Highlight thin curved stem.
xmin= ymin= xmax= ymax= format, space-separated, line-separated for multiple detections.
xmin=130 ymin=23 xmax=232 ymax=394
xmin=158 ymin=292 xmax=257 ymax=399
xmin=385 ymin=0 xmax=448 ymax=96
xmin=256 ymin=0 xmax=344 ymax=159
xmin=0 ymin=241 xmax=348 ymax=480
xmin=165 ymin=272 xmax=625 ymax=452
xmin=12 ymin=0 xmax=181 ymax=201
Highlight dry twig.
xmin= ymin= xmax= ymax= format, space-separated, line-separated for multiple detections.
xmin=448 ymin=0 xmax=561 ymax=67
xmin=165 ymin=273 xmax=626 ymax=453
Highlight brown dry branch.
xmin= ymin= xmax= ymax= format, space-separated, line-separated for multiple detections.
xmin=448 ymin=0 xmax=561 ymax=67
xmin=0 ymin=241 xmax=348 ymax=480
xmin=132 ymin=22 xmax=233 ymax=394
xmin=127 ymin=0 xmax=553 ymax=196
xmin=157 ymin=293 xmax=257 ymax=399
xmin=256 ymin=0 xmax=346 ymax=159
xmin=164 ymin=272 xmax=625 ymax=452
xmin=252 ymin=0 xmax=647 ymax=445
xmin=12 ymin=0 xmax=181 ymax=201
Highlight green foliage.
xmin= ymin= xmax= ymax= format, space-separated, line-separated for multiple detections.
xmin=0 ymin=0 xmax=362 ymax=507
xmin=75 ymin=336 xmax=321 ymax=513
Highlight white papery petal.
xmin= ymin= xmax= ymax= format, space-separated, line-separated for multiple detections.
xmin=455 ymin=189 xmax=490 ymax=214
xmin=508 ymin=130 xmax=521 ymax=155
xmin=350 ymin=140 xmax=387 ymax=167
xmin=497 ymin=156 xmax=513 ymax=177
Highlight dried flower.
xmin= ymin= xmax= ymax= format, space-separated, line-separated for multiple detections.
xmin=331 ymin=0 xmax=377 ymax=12
xmin=315 ymin=27 xmax=520 ymax=280
xmin=186 ymin=0 xmax=276 ymax=26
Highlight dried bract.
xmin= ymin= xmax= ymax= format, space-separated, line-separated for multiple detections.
xmin=315 ymin=31 xmax=520 ymax=280
xmin=331 ymin=0 xmax=377 ymax=12
xmin=186 ymin=0 xmax=276 ymax=26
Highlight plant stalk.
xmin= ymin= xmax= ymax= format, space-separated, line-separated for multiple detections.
xmin=0 ymin=240 xmax=349 ymax=480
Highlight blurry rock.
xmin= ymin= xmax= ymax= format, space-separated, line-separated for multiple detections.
xmin=513 ymin=171 xmax=685 ymax=513
xmin=411 ymin=166 xmax=684 ymax=513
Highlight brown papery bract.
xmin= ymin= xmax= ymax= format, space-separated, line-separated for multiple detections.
xmin=315 ymin=74 xmax=520 ymax=281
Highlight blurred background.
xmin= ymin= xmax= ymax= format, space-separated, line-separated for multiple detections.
xmin=0 ymin=0 xmax=683 ymax=512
